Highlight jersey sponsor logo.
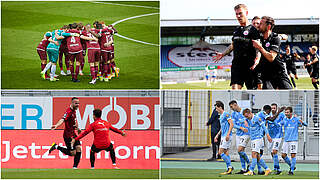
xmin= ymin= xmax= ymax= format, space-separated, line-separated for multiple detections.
xmin=266 ymin=42 xmax=270 ymax=47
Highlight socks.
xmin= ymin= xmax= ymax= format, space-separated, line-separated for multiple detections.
xmin=239 ymin=151 xmax=250 ymax=164
xmin=43 ymin=62 xmax=52 ymax=73
xmin=104 ymin=64 xmax=109 ymax=78
xmin=290 ymin=77 xmax=296 ymax=88
xmin=75 ymin=65 xmax=80 ymax=80
xmin=90 ymin=66 xmax=96 ymax=80
xmin=273 ymin=154 xmax=280 ymax=171
xmin=258 ymin=158 xmax=268 ymax=170
xmin=312 ymin=82 xmax=318 ymax=89
xmin=57 ymin=146 xmax=71 ymax=156
xmin=110 ymin=148 xmax=116 ymax=164
xmin=283 ymin=156 xmax=291 ymax=166
xmin=257 ymin=163 xmax=263 ymax=173
xmin=50 ymin=64 xmax=56 ymax=79
xmin=95 ymin=66 xmax=99 ymax=77
xmin=73 ymin=152 xmax=81 ymax=168
xmin=291 ymin=157 xmax=296 ymax=172
xmin=90 ymin=151 xmax=95 ymax=168
xmin=41 ymin=63 xmax=46 ymax=71
xmin=70 ymin=64 xmax=74 ymax=79
xmin=221 ymin=153 xmax=232 ymax=169
xmin=238 ymin=152 xmax=246 ymax=170
xmin=250 ymin=158 xmax=257 ymax=172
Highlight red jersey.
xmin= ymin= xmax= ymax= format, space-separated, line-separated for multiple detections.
xmin=82 ymin=31 xmax=100 ymax=50
xmin=75 ymin=118 xmax=122 ymax=149
xmin=62 ymin=106 xmax=77 ymax=138
xmin=37 ymin=36 xmax=50 ymax=51
xmin=60 ymin=38 xmax=68 ymax=52
xmin=98 ymin=29 xmax=114 ymax=52
xmin=80 ymin=30 xmax=87 ymax=51
xmin=66 ymin=29 xmax=83 ymax=54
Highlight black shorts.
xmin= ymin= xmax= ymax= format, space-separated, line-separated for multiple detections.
xmin=64 ymin=137 xmax=81 ymax=150
xmin=91 ymin=144 xmax=114 ymax=153
xmin=262 ymin=74 xmax=292 ymax=89
xmin=311 ymin=69 xmax=319 ymax=79
xmin=230 ymin=65 xmax=255 ymax=89
xmin=287 ymin=67 xmax=297 ymax=75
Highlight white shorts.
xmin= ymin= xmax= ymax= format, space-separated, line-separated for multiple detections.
xmin=220 ymin=136 xmax=232 ymax=149
xmin=236 ymin=135 xmax=250 ymax=148
xmin=251 ymin=138 xmax=264 ymax=153
xmin=281 ymin=141 xmax=298 ymax=154
xmin=267 ymin=138 xmax=282 ymax=152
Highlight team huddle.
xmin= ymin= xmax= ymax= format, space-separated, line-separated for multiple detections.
xmin=214 ymin=4 xmax=319 ymax=90
xmin=214 ymin=100 xmax=307 ymax=176
xmin=37 ymin=21 xmax=119 ymax=84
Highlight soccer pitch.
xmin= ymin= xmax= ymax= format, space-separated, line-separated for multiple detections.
xmin=1 ymin=168 xmax=159 ymax=179
xmin=161 ymin=77 xmax=315 ymax=90
xmin=161 ymin=161 xmax=319 ymax=179
xmin=1 ymin=1 xmax=159 ymax=89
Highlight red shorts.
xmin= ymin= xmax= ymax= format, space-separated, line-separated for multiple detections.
xmin=101 ymin=51 xmax=114 ymax=63
xmin=69 ymin=53 xmax=83 ymax=63
xmin=88 ymin=49 xmax=101 ymax=63
xmin=37 ymin=49 xmax=47 ymax=60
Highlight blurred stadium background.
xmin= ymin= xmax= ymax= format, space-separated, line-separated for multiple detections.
xmin=160 ymin=18 xmax=319 ymax=89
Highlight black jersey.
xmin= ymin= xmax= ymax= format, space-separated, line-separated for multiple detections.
xmin=232 ymin=24 xmax=260 ymax=67
xmin=259 ymin=32 xmax=286 ymax=79
xmin=311 ymin=53 xmax=319 ymax=71
xmin=283 ymin=53 xmax=296 ymax=70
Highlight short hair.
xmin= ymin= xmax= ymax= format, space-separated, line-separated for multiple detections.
xmin=271 ymin=103 xmax=278 ymax=108
xmin=215 ymin=101 xmax=224 ymax=110
xmin=312 ymin=46 xmax=318 ymax=52
xmin=263 ymin=105 xmax=272 ymax=112
xmin=70 ymin=23 xmax=78 ymax=29
xmin=262 ymin=16 xmax=275 ymax=30
xmin=285 ymin=106 xmax=293 ymax=113
xmin=93 ymin=109 xmax=102 ymax=118
xmin=61 ymin=25 xmax=69 ymax=30
xmin=242 ymin=108 xmax=251 ymax=115
xmin=234 ymin=4 xmax=247 ymax=11
xmin=71 ymin=97 xmax=79 ymax=101
xmin=252 ymin=16 xmax=260 ymax=21
xmin=229 ymin=100 xmax=237 ymax=106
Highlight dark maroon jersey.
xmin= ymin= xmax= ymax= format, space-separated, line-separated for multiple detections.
xmin=66 ymin=29 xmax=83 ymax=54
xmin=82 ymin=31 xmax=100 ymax=50
xmin=62 ymin=107 xmax=77 ymax=138
xmin=37 ymin=36 xmax=50 ymax=51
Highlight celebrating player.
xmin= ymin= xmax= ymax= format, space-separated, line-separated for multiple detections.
xmin=266 ymin=103 xmax=285 ymax=175
xmin=243 ymin=108 xmax=272 ymax=176
xmin=307 ymin=46 xmax=319 ymax=89
xmin=252 ymin=16 xmax=292 ymax=89
xmin=58 ymin=25 xmax=71 ymax=76
xmin=71 ymin=108 xmax=126 ymax=169
xmin=37 ymin=31 xmax=52 ymax=79
xmin=283 ymin=45 xmax=298 ymax=89
xmin=229 ymin=100 xmax=250 ymax=174
xmin=214 ymin=101 xmax=234 ymax=175
xmin=280 ymin=107 xmax=308 ymax=175
xmin=49 ymin=97 xmax=82 ymax=169
xmin=214 ymin=4 xmax=261 ymax=90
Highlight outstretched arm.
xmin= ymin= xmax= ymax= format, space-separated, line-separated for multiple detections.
xmin=51 ymin=119 xmax=64 ymax=130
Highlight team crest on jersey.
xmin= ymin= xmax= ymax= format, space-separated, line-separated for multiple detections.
xmin=259 ymin=118 xmax=262 ymax=121
xmin=266 ymin=42 xmax=270 ymax=47
xmin=226 ymin=114 xmax=229 ymax=117
xmin=243 ymin=31 xmax=249 ymax=35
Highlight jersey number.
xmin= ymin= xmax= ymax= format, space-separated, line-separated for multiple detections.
xmin=71 ymin=36 xmax=76 ymax=43
xmin=291 ymin=145 xmax=296 ymax=151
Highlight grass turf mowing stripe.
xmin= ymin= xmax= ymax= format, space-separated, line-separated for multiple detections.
xmin=161 ymin=161 xmax=319 ymax=171
xmin=1 ymin=169 xmax=159 ymax=179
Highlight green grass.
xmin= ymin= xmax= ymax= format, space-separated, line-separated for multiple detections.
xmin=1 ymin=1 xmax=159 ymax=89
xmin=161 ymin=168 xmax=319 ymax=179
xmin=1 ymin=168 xmax=159 ymax=179
xmin=161 ymin=77 xmax=315 ymax=90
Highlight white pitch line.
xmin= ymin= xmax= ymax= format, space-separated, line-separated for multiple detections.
xmin=112 ymin=13 xmax=160 ymax=47
xmin=90 ymin=1 xmax=159 ymax=9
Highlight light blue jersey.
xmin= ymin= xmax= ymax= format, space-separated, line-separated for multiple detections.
xmin=256 ymin=111 xmax=271 ymax=124
xmin=232 ymin=109 xmax=249 ymax=136
xmin=267 ymin=112 xmax=285 ymax=139
xmin=220 ymin=111 xmax=232 ymax=137
xmin=247 ymin=115 xmax=269 ymax=141
xmin=280 ymin=116 xmax=307 ymax=142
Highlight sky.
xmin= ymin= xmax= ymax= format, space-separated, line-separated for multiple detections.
xmin=160 ymin=0 xmax=319 ymax=20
